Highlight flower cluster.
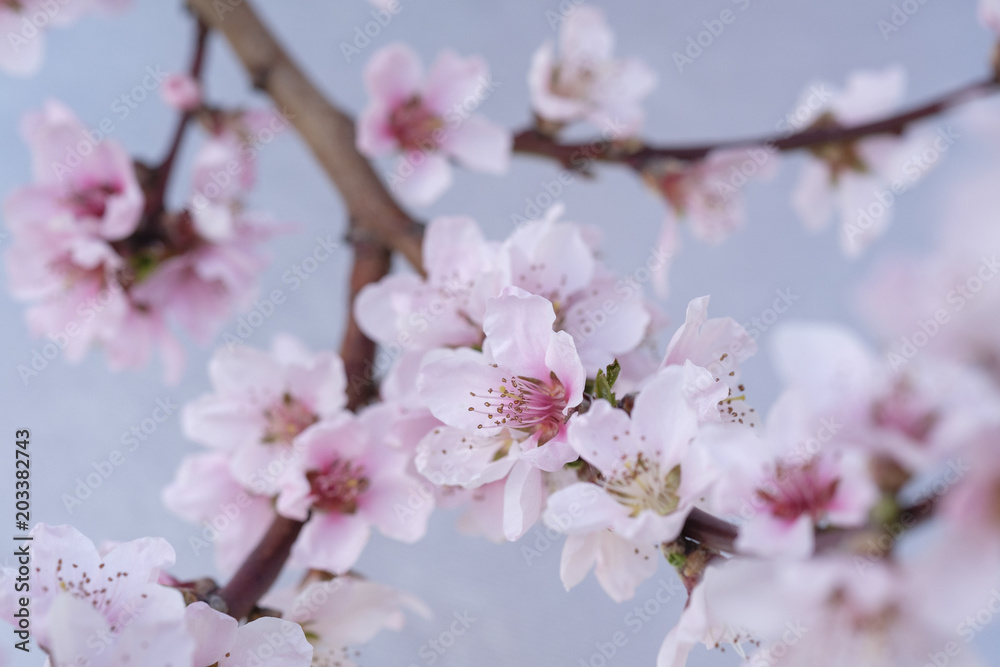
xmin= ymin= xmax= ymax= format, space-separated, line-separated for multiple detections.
xmin=5 ymin=100 xmax=284 ymax=382
xmin=164 ymin=335 xmax=434 ymax=574
xmin=0 ymin=524 xmax=420 ymax=666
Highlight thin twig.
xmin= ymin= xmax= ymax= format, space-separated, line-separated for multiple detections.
xmin=681 ymin=507 xmax=739 ymax=553
xmin=342 ymin=236 xmax=392 ymax=411
xmin=141 ymin=20 xmax=210 ymax=226
xmin=513 ymin=76 xmax=1000 ymax=170
xmin=214 ymin=515 xmax=305 ymax=620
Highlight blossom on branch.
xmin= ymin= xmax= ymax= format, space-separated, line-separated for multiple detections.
xmin=529 ymin=5 xmax=656 ymax=135
xmin=357 ymin=43 xmax=511 ymax=206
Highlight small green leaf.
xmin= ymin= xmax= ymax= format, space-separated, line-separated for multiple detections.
xmin=593 ymin=369 xmax=616 ymax=404
xmin=605 ymin=359 xmax=621 ymax=388
xmin=130 ymin=252 xmax=159 ymax=283
xmin=666 ymin=552 xmax=686 ymax=568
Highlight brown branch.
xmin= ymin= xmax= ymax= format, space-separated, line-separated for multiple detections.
xmin=682 ymin=493 xmax=941 ymax=558
xmin=514 ymin=75 xmax=1000 ymax=170
xmin=681 ymin=507 xmax=739 ymax=553
xmin=185 ymin=0 xmax=423 ymax=271
xmin=213 ymin=515 xmax=305 ymax=620
xmin=342 ymin=235 xmax=392 ymax=411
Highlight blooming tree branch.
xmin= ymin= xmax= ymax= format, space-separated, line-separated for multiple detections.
xmin=140 ymin=19 xmax=210 ymax=229
xmin=7 ymin=2 xmax=1000 ymax=665
xmin=512 ymin=75 xmax=1000 ymax=170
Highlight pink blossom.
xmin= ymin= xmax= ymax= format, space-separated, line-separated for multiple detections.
xmin=191 ymin=108 xmax=287 ymax=210
xmin=656 ymin=580 xmax=743 ymax=667
xmin=182 ymin=335 xmax=348 ymax=495
xmin=417 ymin=289 xmax=586 ymax=539
xmin=771 ymin=322 xmax=1000 ymax=473
xmin=453 ymin=480 xmax=509 ymax=542
xmin=131 ymin=213 xmax=277 ymax=345
xmin=858 ymin=174 xmax=1000 ymax=384
xmin=0 ymin=524 xmax=193 ymax=666
xmin=980 ymin=0 xmax=1000 ymax=33
xmin=355 ymin=215 xmax=498 ymax=352
xmin=543 ymin=364 xmax=727 ymax=599
xmin=3 ymin=101 xmax=188 ymax=380
xmin=938 ymin=427 xmax=1000 ymax=568
xmin=262 ymin=574 xmax=429 ymax=665
xmin=276 ymin=409 xmax=434 ymax=573
xmin=0 ymin=0 xmax=129 ymax=76
xmin=660 ymin=295 xmax=757 ymax=413
xmin=529 ymin=6 xmax=656 ymax=134
xmin=160 ymin=72 xmax=201 ymax=111
xmin=185 ymin=602 xmax=313 ymax=667
xmin=789 ymin=66 xmax=941 ymax=256
xmin=645 ymin=148 xmax=776 ymax=248
xmin=356 ymin=210 xmax=654 ymax=377
xmin=500 ymin=210 xmax=652 ymax=372
xmin=704 ymin=392 xmax=878 ymax=558
xmin=162 ymin=452 xmax=276 ymax=575
xmin=682 ymin=555 xmax=988 ymax=667
xmin=17 ymin=99 xmax=143 ymax=241
xmin=357 ymin=43 xmax=511 ymax=206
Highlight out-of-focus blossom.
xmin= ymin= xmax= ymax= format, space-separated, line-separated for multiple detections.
xmin=161 ymin=72 xmax=202 ymax=111
xmin=859 ymin=175 xmax=1000 ymax=385
xmin=980 ymin=0 xmax=1000 ymax=33
xmin=182 ymin=335 xmax=348 ymax=495
xmin=357 ymin=43 xmax=511 ymax=206
xmin=770 ymin=322 xmax=1000 ymax=474
xmin=0 ymin=524 xmax=193 ymax=667
xmin=262 ymin=573 xmax=429 ymax=666
xmin=789 ymin=66 xmax=942 ymax=256
xmin=529 ymin=5 xmax=656 ymax=134
xmin=669 ymin=555 xmax=989 ymax=667
xmin=0 ymin=0 xmax=129 ymax=76
xmin=704 ymin=392 xmax=878 ymax=558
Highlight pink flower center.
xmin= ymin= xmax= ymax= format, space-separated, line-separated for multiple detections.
xmin=307 ymin=458 xmax=370 ymax=514
xmin=389 ymin=96 xmax=445 ymax=152
xmin=262 ymin=392 xmax=318 ymax=445
xmin=756 ymin=460 xmax=839 ymax=522
xmin=872 ymin=385 xmax=937 ymax=443
xmin=468 ymin=371 xmax=568 ymax=444
xmin=66 ymin=182 xmax=121 ymax=220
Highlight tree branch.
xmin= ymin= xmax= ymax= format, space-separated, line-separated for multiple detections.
xmin=341 ymin=235 xmax=392 ymax=411
xmin=141 ymin=20 xmax=210 ymax=227
xmin=681 ymin=508 xmax=739 ymax=553
xmin=514 ymin=75 xmax=1000 ymax=170
xmin=213 ymin=515 xmax=305 ymax=620
xmin=185 ymin=0 xmax=423 ymax=271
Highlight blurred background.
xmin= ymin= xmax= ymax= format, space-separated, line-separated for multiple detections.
xmin=0 ymin=0 xmax=997 ymax=664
